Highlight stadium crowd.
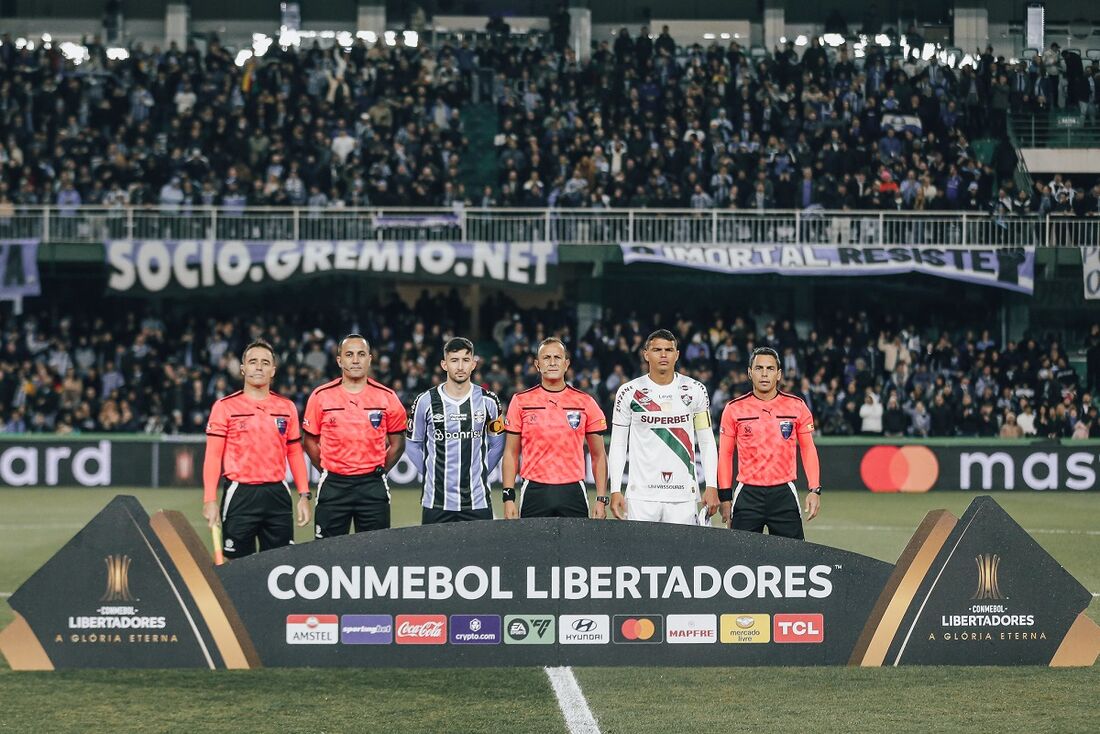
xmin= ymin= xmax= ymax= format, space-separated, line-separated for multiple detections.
xmin=1 ymin=29 xmax=1098 ymax=218
xmin=489 ymin=29 xmax=1100 ymax=215
xmin=1 ymin=295 xmax=1096 ymax=441
xmin=0 ymin=32 xmax=473 ymax=211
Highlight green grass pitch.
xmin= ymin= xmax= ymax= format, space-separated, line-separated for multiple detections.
xmin=0 ymin=489 xmax=1095 ymax=733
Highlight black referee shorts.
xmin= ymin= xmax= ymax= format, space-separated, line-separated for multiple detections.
xmin=729 ymin=482 xmax=805 ymax=540
xmin=421 ymin=506 xmax=494 ymax=524
xmin=219 ymin=479 xmax=294 ymax=559
xmin=519 ymin=479 xmax=589 ymax=519
xmin=315 ymin=467 xmax=390 ymax=538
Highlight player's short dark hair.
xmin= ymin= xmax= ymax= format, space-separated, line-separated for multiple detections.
xmin=339 ymin=333 xmax=370 ymax=352
xmin=749 ymin=347 xmax=781 ymax=369
xmin=536 ymin=336 xmax=568 ymax=357
xmin=443 ymin=337 xmax=475 ymax=356
xmin=644 ymin=329 xmax=678 ymax=349
xmin=241 ymin=339 xmax=276 ymax=364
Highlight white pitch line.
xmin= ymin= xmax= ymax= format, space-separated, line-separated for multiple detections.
xmin=545 ymin=667 xmax=600 ymax=734
xmin=0 ymin=592 xmax=11 ymax=598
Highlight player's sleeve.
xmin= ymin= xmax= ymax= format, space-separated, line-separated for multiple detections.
xmin=386 ymin=390 xmax=407 ymax=434
xmin=694 ymin=385 xmax=718 ymax=487
xmin=205 ymin=399 xmax=227 ymax=437
xmin=284 ymin=403 xmax=302 ymax=444
xmin=202 ymin=401 xmax=227 ymax=503
xmin=607 ymin=421 xmax=628 ymax=494
xmin=403 ymin=392 xmax=429 ymax=475
xmin=585 ymin=394 xmax=608 ymax=434
xmin=797 ymin=399 xmax=821 ymax=487
xmin=797 ymin=398 xmax=816 ymax=434
xmin=485 ymin=391 xmax=506 ymax=474
xmin=504 ymin=395 xmax=523 ymax=435
xmin=611 ymin=383 xmax=632 ymax=427
xmin=405 ymin=391 xmax=429 ymax=443
xmin=302 ymin=390 xmax=320 ymax=436
xmin=717 ymin=404 xmax=737 ymax=498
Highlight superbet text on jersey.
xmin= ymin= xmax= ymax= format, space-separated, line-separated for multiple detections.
xmin=612 ymin=373 xmax=711 ymax=502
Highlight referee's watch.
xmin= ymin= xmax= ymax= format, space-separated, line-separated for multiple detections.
xmin=808 ymin=487 xmax=822 ymax=495
xmin=595 ymin=495 xmax=610 ymax=505
xmin=299 ymin=492 xmax=312 ymax=500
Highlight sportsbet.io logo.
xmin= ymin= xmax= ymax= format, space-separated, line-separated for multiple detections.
xmin=860 ymin=445 xmax=939 ymax=493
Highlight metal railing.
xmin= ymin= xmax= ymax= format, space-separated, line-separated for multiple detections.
xmin=0 ymin=207 xmax=1096 ymax=247
xmin=1010 ymin=111 xmax=1100 ymax=148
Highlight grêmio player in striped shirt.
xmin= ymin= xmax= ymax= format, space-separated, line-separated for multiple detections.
xmin=405 ymin=337 xmax=506 ymax=523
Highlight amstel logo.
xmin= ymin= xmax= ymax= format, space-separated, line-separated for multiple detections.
xmin=972 ymin=553 xmax=1005 ymax=600
xmin=100 ymin=554 xmax=134 ymax=602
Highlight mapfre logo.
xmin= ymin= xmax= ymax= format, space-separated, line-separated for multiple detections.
xmin=773 ymin=614 xmax=824 ymax=643
xmin=665 ymin=614 xmax=717 ymax=644
xmin=395 ymin=614 xmax=447 ymax=645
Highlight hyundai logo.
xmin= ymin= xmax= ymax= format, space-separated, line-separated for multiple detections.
xmin=572 ymin=618 xmax=596 ymax=632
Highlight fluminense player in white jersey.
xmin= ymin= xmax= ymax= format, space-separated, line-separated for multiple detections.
xmin=607 ymin=329 xmax=720 ymax=524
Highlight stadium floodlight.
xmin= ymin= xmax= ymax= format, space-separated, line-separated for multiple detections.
xmin=356 ymin=30 xmax=378 ymax=43
xmin=59 ymin=41 xmax=89 ymax=64
xmin=320 ymin=30 xmax=336 ymax=39
xmin=822 ymin=33 xmax=845 ymax=47
xmin=922 ymin=43 xmax=936 ymax=61
xmin=336 ymin=31 xmax=353 ymax=47
xmin=384 ymin=30 xmax=397 ymax=46
xmin=795 ymin=35 xmax=808 ymax=47
xmin=720 ymin=33 xmax=730 ymax=40
xmin=278 ymin=26 xmax=300 ymax=47
xmin=703 ymin=33 xmax=716 ymax=40
xmin=403 ymin=30 xmax=419 ymax=47
xmin=252 ymin=33 xmax=273 ymax=57
xmin=875 ymin=33 xmax=891 ymax=46
xmin=779 ymin=36 xmax=787 ymax=44
xmin=106 ymin=47 xmax=129 ymax=60
xmin=235 ymin=49 xmax=253 ymax=66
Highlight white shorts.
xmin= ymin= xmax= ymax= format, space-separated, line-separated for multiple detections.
xmin=626 ymin=497 xmax=699 ymax=525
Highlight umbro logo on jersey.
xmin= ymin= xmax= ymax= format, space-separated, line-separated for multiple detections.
xmin=432 ymin=414 xmax=446 ymax=423
xmin=680 ymin=394 xmax=692 ymax=406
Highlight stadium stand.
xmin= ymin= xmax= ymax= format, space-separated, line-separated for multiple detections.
xmin=1 ymin=29 xmax=1096 ymax=215
xmin=1 ymin=298 xmax=1096 ymax=440
xmin=487 ymin=32 xmax=1100 ymax=213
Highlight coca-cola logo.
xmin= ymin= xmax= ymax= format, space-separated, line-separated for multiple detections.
xmin=395 ymin=614 xmax=447 ymax=645
xmin=397 ymin=621 xmax=444 ymax=637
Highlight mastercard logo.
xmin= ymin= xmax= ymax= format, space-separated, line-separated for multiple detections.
xmin=619 ymin=617 xmax=658 ymax=641
xmin=860 ymin=445 xmax=939 ymax=493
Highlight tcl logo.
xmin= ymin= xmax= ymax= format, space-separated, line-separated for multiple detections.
xmin=395 ymin=615 xmax=447 ymax=645
xmin=773 ymin=614 xmax=824 ymax=643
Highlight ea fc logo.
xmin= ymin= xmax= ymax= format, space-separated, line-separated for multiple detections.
xmin=101 ymin=554 xmax=134 ymax=602
xmin=972 ymin=553 xmax=1005 ymax=600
